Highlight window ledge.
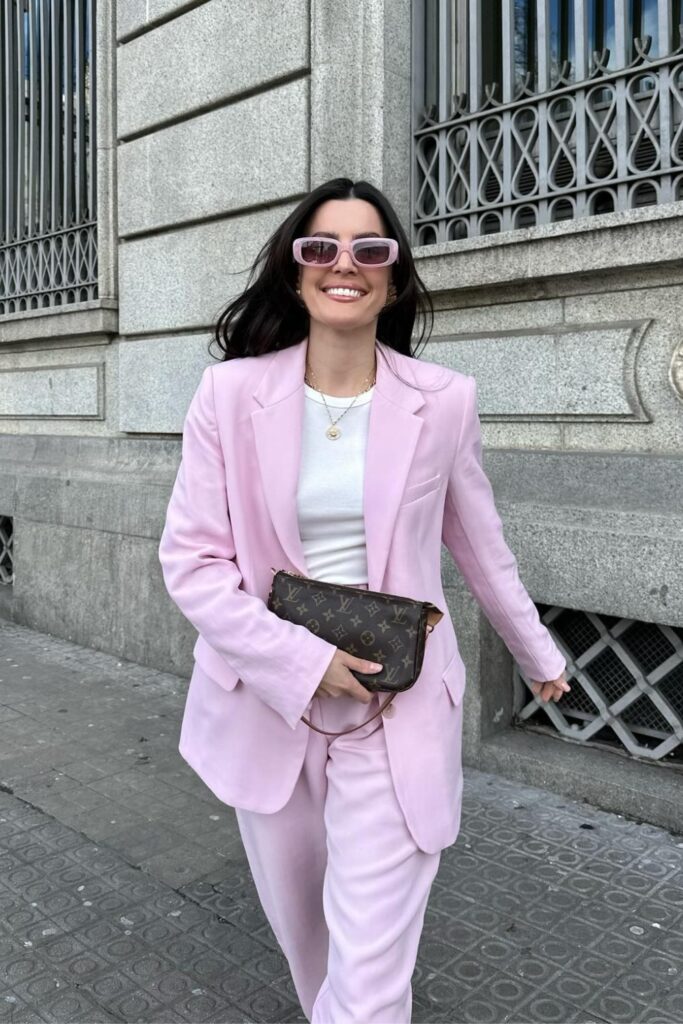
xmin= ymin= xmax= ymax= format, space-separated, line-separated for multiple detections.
xmin=414 ymin=201 xmax=683 ymax=293
xmin=0 ymin=301 xmax=118 ymax=346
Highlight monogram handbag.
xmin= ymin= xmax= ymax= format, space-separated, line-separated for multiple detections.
xmin=267 ymin=568 xmax=444 ymax=736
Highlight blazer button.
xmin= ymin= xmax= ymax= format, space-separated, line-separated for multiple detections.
xmin=382 ymin=703 xmax=395 ymax=718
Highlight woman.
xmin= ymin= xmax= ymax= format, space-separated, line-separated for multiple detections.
xmin=158 ymin=177 xmax=570 ymax=1023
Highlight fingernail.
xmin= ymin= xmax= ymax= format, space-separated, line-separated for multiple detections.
xmin=372 ymin=664 xmax=383 ymax=671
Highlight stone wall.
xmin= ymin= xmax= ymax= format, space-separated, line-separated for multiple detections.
xmin=1 ymin=0 xmax=682 ymax=827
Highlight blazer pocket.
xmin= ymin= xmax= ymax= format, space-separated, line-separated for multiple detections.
xmin=400 ymin=472 xmax=443 ymax=506
xmin=193 ymin=638 xmax=241 ymax=692
xmin=442 ymin=648 xmax=466 ymax=707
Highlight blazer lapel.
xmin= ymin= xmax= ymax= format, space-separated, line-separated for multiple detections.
xmin=364 ymin=344 xmax=425 ymax=591
xmin=251 ymin=337 xmax=425 ymax=591
xmin=251 ymin=340 xmax=310 ymax=576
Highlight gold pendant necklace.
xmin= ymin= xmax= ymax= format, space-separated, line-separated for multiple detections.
xmin=305 ymin=362 xmax=376 ymax=440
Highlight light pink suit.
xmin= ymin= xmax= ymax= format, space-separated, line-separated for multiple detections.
xmin=158 ymin=337 xmax=566 ymax=1021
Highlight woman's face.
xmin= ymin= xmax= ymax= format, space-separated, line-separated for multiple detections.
xmin=296 ymin=198 xmax=394 ymax=330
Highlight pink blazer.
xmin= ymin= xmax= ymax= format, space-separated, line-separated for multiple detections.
xmin=158 ymin=337 xmax=566 ymax=853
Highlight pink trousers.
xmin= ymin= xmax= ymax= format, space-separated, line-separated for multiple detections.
xmin=235 ymin=682 xmax=441 ymax=1023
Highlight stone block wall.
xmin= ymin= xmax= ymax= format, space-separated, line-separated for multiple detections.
xmin=1 ymin=0 xmax=682 ymax=827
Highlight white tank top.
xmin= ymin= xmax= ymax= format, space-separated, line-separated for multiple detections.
xmin=296 ymin=383 xmax=374 ymax=584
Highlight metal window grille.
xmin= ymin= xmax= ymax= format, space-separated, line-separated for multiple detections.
xmin=513 ymin=605 xmax=683 ymax=763
xmin=413 ymin=0 xmax=683 ymax=243
xmin=1 ymin=0 xmax=97 ymax=316
xmin=0 ymin=517 xmax=14 ymax=585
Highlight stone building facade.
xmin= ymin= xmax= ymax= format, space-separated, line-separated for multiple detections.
xmin=1 ymin=0 xmax=682 ymax=828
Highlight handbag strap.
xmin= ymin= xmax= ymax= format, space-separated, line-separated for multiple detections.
xmin=299 ymin=621 xmax=436 ymax=738
xmin=301 ymin=690 xmax=398 ymax=738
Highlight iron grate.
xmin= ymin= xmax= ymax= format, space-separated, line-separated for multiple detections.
xmin=552 ymin=607 xmax=602 ymax=657
xmin=0 ymin=517 xmax=14 ymax=586
xmin=414 ymin=45 xmax=683 ymax=242
xmin=659 ymin=662 xmax=683 ymax=717
xmin=621 ymin=694 xmax=673 ymax=734
xmin=619 ymin=620 xmax=676 ymax=672
xmin=0 ymin=1 xmax=98 ymax=316
xmin=514 ymin=607 xmax=683 ymax=762
xmin=584 ymin=647 xmax=636 ymax=704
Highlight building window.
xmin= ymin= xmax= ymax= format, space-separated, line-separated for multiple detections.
xmin=0 ymin=0 xmax=97 ymax=316
xmin=0 ymin=517 xmax=14 ymax=586
xmin=514 ymin=605 xmax=683 ymax=764
xmin=413 ymin=0 xmax=683 ymax=243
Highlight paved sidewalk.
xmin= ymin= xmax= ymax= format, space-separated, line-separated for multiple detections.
xmin=1 ymin=620 xmax=682 ymax=1024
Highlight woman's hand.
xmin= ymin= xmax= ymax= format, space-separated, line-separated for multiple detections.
xmin=314 ymin=649 xmax=382 ymax=703
xmin=530 ymin=671 xmax=571 ymax=703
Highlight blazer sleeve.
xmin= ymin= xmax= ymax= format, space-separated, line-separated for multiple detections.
xmin=158 ymin=365 xmax=338 ymax=730
xmin=441 ymin=375 xmax=566 ymax=683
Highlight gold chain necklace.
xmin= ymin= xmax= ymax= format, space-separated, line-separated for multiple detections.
xmin=304 ymin=362 xmax=376 ymax=440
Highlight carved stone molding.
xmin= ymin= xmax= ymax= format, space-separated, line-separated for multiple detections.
xmin=428 ymin=320 xmax=651 ymax=421
xmin=0 ymin=364 xmax=104 ymax=419
xmin=670 ymin=340 xmax=683 ymax=402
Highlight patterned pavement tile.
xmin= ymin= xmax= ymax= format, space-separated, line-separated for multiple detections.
xmin=440 ymin=948 xmax=489 ymax=989
xmin=584 ymin=986 xmax=651 ymax=1023
xmin=416 ymin=968 xmax=474 ymax=1019
xmin=0 ymin=992 xmax=50 ymax=1023
xmin=2 ymin=619 xmax=683 ymax=1023
xmin=508 ymin=951 xmax=564 ymax=988
xmin=514 ymin=989 xmax=599 ymax=1023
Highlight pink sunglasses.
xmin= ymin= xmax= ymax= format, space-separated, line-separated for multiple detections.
xmin=293 ymin=236 xmax=399 ymax=269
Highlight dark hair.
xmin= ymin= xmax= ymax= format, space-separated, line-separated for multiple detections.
xmin=210 ymin=178 xmax=436 ymax=377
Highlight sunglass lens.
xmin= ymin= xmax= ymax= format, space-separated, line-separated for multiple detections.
xmin=300 ymin=240 xmax=337 ymax=264
xmin=354 ymin=241 xmax=392 ymax=265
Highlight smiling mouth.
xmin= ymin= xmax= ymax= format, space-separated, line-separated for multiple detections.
xmin=322 ymin=287 xmax=367 ymax=300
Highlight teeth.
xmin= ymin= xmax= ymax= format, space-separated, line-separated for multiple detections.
xmin=325 ymin=288 xmax=364 ymax=298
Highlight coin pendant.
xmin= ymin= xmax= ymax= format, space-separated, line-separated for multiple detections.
xmin=326 ymin=425 xmax=341 ymax=440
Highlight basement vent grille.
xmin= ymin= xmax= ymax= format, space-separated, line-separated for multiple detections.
xmin=0 ymin=517 xmax=14 ymax=586
xmin=514 ymin=606 xmax=683 ymax=763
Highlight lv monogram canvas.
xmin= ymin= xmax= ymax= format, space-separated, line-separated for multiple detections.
xmin=267 ymin=569 xmax=444 ymax=693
